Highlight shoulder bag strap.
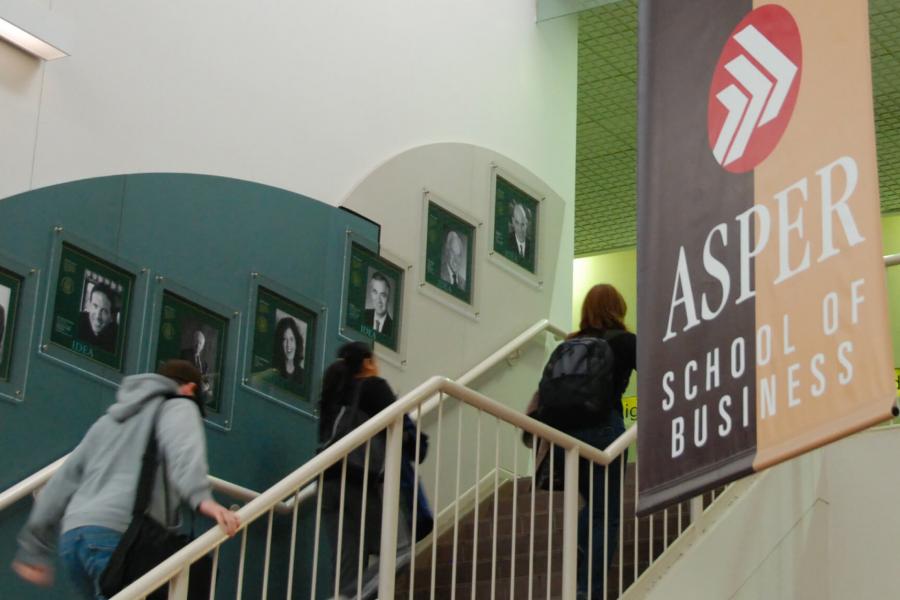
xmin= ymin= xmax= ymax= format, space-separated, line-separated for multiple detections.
xmin=325 ymin=379 xmax=364 ymax=444
xmin=130 ymin=395 xmax=172 ymax=518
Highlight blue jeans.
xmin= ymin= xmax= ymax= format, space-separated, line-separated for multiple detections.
xmin=556 ymin=415 xmax=627 ymax=599
xmin=59 ymin=526 xmax=123 ymax=600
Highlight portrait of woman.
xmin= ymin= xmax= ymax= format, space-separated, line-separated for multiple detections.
xmin=273 ymin=315 xmax=305 ymax=386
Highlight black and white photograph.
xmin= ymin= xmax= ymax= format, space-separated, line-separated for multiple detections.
xmin=76 ymin=274 xmax=123 ymax=355
xmin=50 ymin=243 xmax=134 ymax=371
xmin=343 ymin=242 xmax=404 ymax=351
xmin=0 ymin=276 xmax=16 ymax=381
xmin=179 ymin=324 xmax=218 ymax=399
xmin=424 ymin=200 xmax=476 ymax=304
xmin=439 ymin=230 xmax=469 ymax=291
xmin=156 ymin=291 xmax=228 ymax=414
xmin=363 ymin=268 xmax=396 ymax=338
xmin=250 ymin=285 xmax=317 ymax=407
xmin=493 ymin=174 xmax=539 ymax=273
xmin=270 ymin=309 xmax=308 ymax=388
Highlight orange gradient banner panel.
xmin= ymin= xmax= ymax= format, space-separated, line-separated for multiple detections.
xmin=636 ymin=0 xmax=893 ymax=515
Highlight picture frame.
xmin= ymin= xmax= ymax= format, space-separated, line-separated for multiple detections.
xmin=243 ymin=273 xmax=325 ymax=417
xmin=147 ymin=277 xmax=240 ymax=432
xmin=0 ymin=251 xmax=41 ymax=404
xmin=40 ymin=230 xmax=150 ymax=387
xmin=488 ymin=165 xmax=544 ymax=287
xmin=0 ymin=267 xmax=23 ymax=382
xmin=343 ymin=241 xmax=405 ymax=354
xmin=420 ymin=191 xmax=481 ymax=320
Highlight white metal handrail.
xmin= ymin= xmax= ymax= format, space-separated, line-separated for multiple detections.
xmin=415 ymin=317 xmax=567 ymax=419
xmin=111 ymin=375 xmax=637 ymax=599
xmin=0 ymin=455 xmax=299 ymax=516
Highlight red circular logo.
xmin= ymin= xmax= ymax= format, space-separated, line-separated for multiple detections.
xmin=707 ymin=4 xmax=802 ymax=173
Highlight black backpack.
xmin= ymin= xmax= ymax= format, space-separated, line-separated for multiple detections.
xmin=536 ymin=331 xmax=622 ymax=427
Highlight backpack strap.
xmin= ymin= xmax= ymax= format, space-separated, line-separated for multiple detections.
xmin=600 ymin=328 xmax=626 ymax=342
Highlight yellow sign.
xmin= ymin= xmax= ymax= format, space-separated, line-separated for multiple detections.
xmin=623 ymin=395 xmax=637 ymax=425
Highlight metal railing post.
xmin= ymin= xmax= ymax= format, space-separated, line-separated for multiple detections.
xmin=378 ymin=416 xmax=404 ymax=600
xmin=690 ymin=496 xmax=704 ymax=522
xmin=562 ymin=446 xmax=580 ymax=599
xmin=166 ymin=567 xmax=189 ymax=600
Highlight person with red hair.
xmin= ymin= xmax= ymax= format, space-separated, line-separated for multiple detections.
xmin=563 ymin=283 xmax=636 ymax=599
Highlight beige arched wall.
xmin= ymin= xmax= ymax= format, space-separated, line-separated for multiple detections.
xmin=342 ymin=142 xmax=568 ymax=396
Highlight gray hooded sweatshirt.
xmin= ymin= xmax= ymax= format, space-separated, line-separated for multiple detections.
xmin=16 ymin=373 xmax=214 ymax=567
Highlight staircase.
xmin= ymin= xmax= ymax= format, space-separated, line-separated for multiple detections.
xmin=397 ymin=468 xmax=695 ymax=599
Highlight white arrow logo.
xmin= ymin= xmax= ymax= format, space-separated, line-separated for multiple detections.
xmin=712 ymin=25 xmax=798 ymax=166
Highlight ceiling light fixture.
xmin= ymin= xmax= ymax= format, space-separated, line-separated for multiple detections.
xmin=0 ymin=16 xmax=67 ymax=60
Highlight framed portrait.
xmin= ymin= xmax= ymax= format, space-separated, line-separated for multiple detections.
xmin=491 ymin=171 xmax=541 ymax=275
xmin=247 ymin=284 xmax=319 ymax=412
xmin=0 ymin=252 xmax=39 ymax=404
xmin=49 ymin=243 xmax=134 ymax=371
xmin=423 ymin=196 xmax=477 ymax=306
xmin=155 ymin=291 xmax=228 ymax=415
xmin=343 ymin=242 xmax=404 ymax=352
xmin=0 ymin=267 xmax=23 ymax=382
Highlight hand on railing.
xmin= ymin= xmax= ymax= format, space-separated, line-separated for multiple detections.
xmin=198 ymin=500 xmax=241 ymax=537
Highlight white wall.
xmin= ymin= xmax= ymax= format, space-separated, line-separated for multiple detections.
xmin=637 ymin=427 xmax=900 ymax=600
xmin=0 ymin=0 xmax=576 ymax=326
xmin=342 ymin=142 xmax=567 ymax=395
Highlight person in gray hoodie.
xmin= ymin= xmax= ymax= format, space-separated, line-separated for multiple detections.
xmin=11 ymin=359 xmax=240 ymax=599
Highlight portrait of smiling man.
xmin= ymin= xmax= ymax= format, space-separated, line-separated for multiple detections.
xmin=76 ymin=281 xmax=119 ymax=353
xmin=364 ymin=271 xmax=394 ymax=337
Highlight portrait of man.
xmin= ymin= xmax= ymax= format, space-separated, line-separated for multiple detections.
xmin=493 ymin=174 xmax=539 ymax=274
xmin=180 ymin=328 xmax=213 ymax=397
xmin=439 ymin=230 xmax=468 ymax=291
xmin=75 ymin=281 xmax=119 ymax=354
xmin=364 ymin=271 xmax=394 ymax=337
xmin=507 ymin=201 xmax=535 ymax=266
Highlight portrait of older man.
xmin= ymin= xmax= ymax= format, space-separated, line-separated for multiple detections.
xmin=507 ymin=201 xmax=535 ymax=268
xmin=364 ymin=271 xmax=394 ymax=337
xmin=439 ymin=230 xmax=468 ymax=291
xmin=181 ymin=329 xmax=212 ymax=396
xmin=75 ymin=282 xmax=119 ymax=353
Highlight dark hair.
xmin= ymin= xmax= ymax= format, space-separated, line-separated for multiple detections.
xmin=157 ymin=359 xmax=207 ymax=416
xmin=319 ymin=341 xmax=372 ymax=415
xmin=273 ymin=317 xmax=303 ymax=376
xmin=89 ymin=282 xmax=118 ymax=313
xmin=570 ymin=283 xmax=628 ymax=339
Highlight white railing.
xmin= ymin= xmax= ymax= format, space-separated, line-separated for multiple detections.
xmin=0 ymin=318 xmax=711 ymax=599
xmin=0 ymin=454 xmax=299 ymax=515
xmin=111 ymin=376 xmax=672 ymax=600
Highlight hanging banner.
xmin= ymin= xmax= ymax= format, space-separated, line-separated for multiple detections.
xmin=637 ymin=0 xmax=894 ymax=514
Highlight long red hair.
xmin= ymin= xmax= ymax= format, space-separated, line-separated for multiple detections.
xmin=571 ymin=283 xmax=628 ymax=338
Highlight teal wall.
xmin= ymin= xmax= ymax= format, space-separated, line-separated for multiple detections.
xmin=0 ymin=174 xmax=379 ymax=599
